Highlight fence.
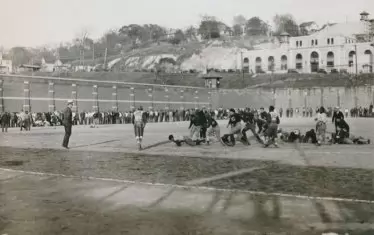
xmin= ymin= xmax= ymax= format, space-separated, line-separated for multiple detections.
xmin=1 ymin=74 xmax=373 ymax=112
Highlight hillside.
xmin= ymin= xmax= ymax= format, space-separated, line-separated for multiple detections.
xmin=101 ymin=37 xmax=266 ymax=73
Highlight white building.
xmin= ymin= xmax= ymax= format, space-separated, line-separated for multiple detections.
xmin=40 ymin=57 xmax=66 ymax=72
xmin=239 ymin=12 xmax=374 ymax=74
xmin=0 ymin=53 xmax=13 ymax=73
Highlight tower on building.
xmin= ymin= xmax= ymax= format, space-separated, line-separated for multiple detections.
xmin=360 ymin=11 xmax=369 ymax=21
xmin=279 ymin=32 xmax=290 ymax=44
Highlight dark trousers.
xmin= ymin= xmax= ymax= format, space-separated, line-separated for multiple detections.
xmin=1 ymin=123 xmax=9 ymax=132
xmin=242 ymin=123 xmax=262 ymax=143
xmin=62 ymin=125 xmax=72 ymax=147
xmin=200 ymin=127 xmax=207 ymax=139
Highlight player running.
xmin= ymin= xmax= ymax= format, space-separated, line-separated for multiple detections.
xmin=263 ymin=106 xmax=280 ymax=148
xmin=132 ymin=106 xmax=147 ymax=150
xmin=241 ymin=108 xmax=263 ymax=145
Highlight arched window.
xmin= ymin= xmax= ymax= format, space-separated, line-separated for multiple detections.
xmin=255 ymin=57 xmax=262 ymax=73
xmin=296 ymin=41 xmax=299 ymax=47
xmin=243 ymin=57 xmax=249 ymax=73
xmin=315 ymin=39 xmax=318 ymax=45
xmin=327 ymin=52 xmax=334 ymax=67
xmin=268 ymin=56 xmax=275 ymax=71
xmin=281 ymin=55 xmax=287 ymax=70
xmin=310 ymin=51 xmax=319 ymax=72
xmin=327 ymin=38 xmax=330 ymax=44
xmin=331 ymin=38 xmax=334 ymax=44
xmin=364 ymin=50 xmax=373 ymax=73
xmin=348 ymin=51 xmax=355 ymax=67
xmin=296 ymin=54 xmax=303 ymax=69
xmin=311 ymin=40 xmax=314 ymax=46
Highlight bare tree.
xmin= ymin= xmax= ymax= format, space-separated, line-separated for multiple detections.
xmin=74 ymin=27 xmax=91 ymax=66
xmin=233 ymin=15 xmax=247 ymax=26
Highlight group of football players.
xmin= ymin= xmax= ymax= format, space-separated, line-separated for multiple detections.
xmin=167 ymin=106 xmax=281 ymax=148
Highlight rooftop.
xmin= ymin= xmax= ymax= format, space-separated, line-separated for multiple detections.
xmin=311 ymin=21 xmax=368 ymax=37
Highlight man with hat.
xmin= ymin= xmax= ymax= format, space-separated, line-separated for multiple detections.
xmin=62 ymin=100 xmax=73 ymax=149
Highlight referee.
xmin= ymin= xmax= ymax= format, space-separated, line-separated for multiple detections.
xmin=62 ymin=100 xmax=73 ymax=149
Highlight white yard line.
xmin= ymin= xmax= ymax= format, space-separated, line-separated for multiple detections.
xmin=1 ymin=167 xmax=374 ymax=204
xmin=184 ymin=167 xmax=263 ymax=186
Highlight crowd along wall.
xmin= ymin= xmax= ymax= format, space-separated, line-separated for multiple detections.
xmin=212 ymin=86 xmax=374 ymax=110
xmin=0 ymin=75 xmax=210 ymax=113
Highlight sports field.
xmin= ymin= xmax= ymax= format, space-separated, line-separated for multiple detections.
xmin=0 ymin=118 xmax=373 ymax=234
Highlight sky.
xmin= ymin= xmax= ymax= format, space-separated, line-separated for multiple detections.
xmin=1 ymin=0 xmax=373 ymax=49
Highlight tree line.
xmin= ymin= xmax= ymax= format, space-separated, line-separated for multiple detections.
xmin=6 ymin=13 xmax=316 ymax=67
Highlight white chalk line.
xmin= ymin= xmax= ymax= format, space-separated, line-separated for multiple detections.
xmin=1 ymin=167 xmax=374 ymax=204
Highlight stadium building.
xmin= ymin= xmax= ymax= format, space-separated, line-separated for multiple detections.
xmin=239 ymin=11 xmax=374 ymax=74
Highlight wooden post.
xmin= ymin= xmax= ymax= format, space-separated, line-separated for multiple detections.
xmin=92 ymin=85 xmax=98 ymax=112
xmin=304 ymin=90 xmax=307 ymax=113
xmin=147 ymin=87 xmax=153 ymax=110
xmin=130 ymin=87 xmax=135 ymax=110
xmin=0 ymin=79 xmax=3 ymax=112
xmin=180 ymin=89 xmax=185 ymax=110
xmin=164 ymin=87 xmax=169 ymax=110
xmin=320 ymin=88 xmax=324 ymax=107
xmin=272 ymin=88 xmax=276 ymax=107
xmin=194 ymin=90 xmax=199 ymax=109
xmin=23 ymin=81 xmax=30 ymax=112
xmin=71 ymin=83 xmax=78 ymax=113
xmin=354 ymin=86 xmax=358 ymax=108
xmin=112 ymin=85 xmax=118 ymax=112
xmin=48 ymin=82 xmax=55 ymax=112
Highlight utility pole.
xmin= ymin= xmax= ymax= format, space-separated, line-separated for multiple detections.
xmin=82 ymin=49 xmax=85 ymax=67
xmin=103 ymin=48 xmax=108 ymax=71
xmin=31 ymin=58 xmax=34 ymax=76
xmin=92 ymin=43 xmax=95 ymax=62
xmin=355 ymin=44 xmax=358 ymax=75
xmin=240 ymin=51 xmax=244 ymax=80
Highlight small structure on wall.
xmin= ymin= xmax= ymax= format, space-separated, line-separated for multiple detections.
xmin=198 ymin=71 xmax=223 ymax=89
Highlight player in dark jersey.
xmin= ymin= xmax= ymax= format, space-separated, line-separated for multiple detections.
xmin=241 ymin=108 xmax=263 ymax=145
xmin=257 ymin=107 xmax=269 ymax=134
xmin=221 ymin=109 xmax=247 ymax=146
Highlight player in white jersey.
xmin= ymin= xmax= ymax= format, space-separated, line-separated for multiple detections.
xmin=132 ymin=106 xmax=147 ymax=150
xmin=263 ymin=106 xmax=280 ymax=148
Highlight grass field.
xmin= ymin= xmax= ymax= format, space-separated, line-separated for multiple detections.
xmin=0 ymin=118 xmax=374 ymax=234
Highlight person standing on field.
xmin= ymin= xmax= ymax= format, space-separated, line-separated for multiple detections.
xmin=62 ymin=100 xmax=73 ymax=149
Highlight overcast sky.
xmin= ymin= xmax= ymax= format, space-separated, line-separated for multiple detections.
xmin=1 ymin=0 xmax=373 ymax=49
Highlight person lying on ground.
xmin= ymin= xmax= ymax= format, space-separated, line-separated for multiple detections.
xmin=279 ymin=129 xmax=303 ymax=143
xmin=331 ymin=132 xmax=370 ymax=145
xmin=168 ymin=134 xmax=205 ymax=146
xmin=302 ymin=129 xmax=318 ymax=144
